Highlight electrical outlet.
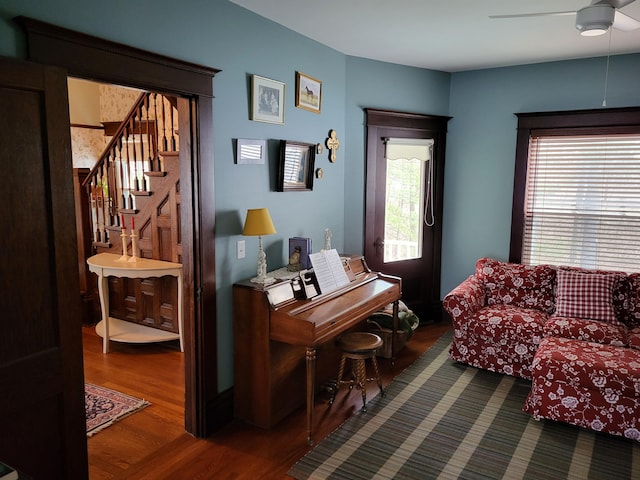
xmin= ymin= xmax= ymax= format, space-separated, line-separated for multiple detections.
xmin=237 ymin=240 xmax=246 ymax=259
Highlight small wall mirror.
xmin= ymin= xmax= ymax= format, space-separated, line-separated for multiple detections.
xmin=277 ymin=140 xmax=315 ymax=191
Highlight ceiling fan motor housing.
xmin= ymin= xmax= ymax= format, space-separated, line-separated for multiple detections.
xmin=576 ymin=4 xmax=615 ymax=34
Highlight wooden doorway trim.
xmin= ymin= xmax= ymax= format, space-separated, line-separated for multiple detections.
xmin=16 ymin=16 xmax=221 ymax=437
xmin=364 ymin=109 xmax=450 ymax=321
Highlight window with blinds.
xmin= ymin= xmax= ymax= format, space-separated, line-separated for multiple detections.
xmin=522 ymin=133 xmax=640 ymax=272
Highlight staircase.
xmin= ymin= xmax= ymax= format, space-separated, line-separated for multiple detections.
xmin=83 ymin=91 xmax=179 ymax=254
xmin=80 ymin=91 xmax=182 ymax=333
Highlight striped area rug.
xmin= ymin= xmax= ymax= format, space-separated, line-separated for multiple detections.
xmin=289 ymin=331 xmax=640 ymax=479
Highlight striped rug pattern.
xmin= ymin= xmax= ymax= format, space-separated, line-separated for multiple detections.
xmin=289 ymin=331 xmax=640 ymax=479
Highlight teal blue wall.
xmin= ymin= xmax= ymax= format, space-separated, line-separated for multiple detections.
xmin=443 ymin=54 xmax=640 ymax=296
xmin=1 ymin=0 xmax=639 ymax=391
xmin=343 ymin=56 xmax=451 ymax=254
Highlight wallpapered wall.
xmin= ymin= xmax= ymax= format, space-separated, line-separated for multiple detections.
xmin=70 ymin=128 xmax=104 ymax=168
xmin=69 ymin=81 xmax=142 ymax=169
xmin=68 ymin=82 xmax=180 ymax=170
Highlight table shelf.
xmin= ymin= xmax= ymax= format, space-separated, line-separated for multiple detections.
xmin=95 ymin=317 xmax=180 ymax=345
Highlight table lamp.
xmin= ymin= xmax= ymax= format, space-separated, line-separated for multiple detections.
xmin=243 ymin=208 xmax=277 ymax=284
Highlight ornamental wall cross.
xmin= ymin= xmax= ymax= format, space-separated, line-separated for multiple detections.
xmin=326 ymin=130 xmax=340 ymax=163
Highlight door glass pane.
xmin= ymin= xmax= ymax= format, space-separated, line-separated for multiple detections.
xmin=383 ymin=157 xmax=425 ymax=263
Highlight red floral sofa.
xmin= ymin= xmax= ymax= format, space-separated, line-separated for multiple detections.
xmin=443 ymin=257 xmax=640 ymax=441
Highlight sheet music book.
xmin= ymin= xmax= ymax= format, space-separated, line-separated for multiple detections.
xmin=308 ymin=249 xmax=350 ymax=294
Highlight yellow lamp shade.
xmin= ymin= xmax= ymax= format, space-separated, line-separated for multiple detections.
xmin=242 ymin=208 xmax=276 ymax=236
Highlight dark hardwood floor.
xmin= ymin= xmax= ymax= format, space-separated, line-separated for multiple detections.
xmin=83 ymin=319 xmax=452 ymax=479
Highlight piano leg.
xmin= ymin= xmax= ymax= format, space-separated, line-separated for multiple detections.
xmin=391 ymin=300 xmax=399 ymax=366
xmin=306 ymin=346 xmax=316 ymax=445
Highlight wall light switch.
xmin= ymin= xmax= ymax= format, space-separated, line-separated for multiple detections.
xmin=237 ymin=240 xmax=246 ymax=259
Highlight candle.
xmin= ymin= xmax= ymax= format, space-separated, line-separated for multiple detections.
xmin=120 ymin=213 xmax=125 ymax=231
xmin=131 ymin=216 xmax=135 ymax=231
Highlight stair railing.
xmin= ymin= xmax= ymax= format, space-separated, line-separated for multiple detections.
xmin=82 ymin=92 xmax=178 ymax=247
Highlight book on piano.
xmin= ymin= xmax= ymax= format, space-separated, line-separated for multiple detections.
xmin=289 ymin=237 xmax=312 ymax=269
xmin=308 ymin=249 xmax=350 ymax=294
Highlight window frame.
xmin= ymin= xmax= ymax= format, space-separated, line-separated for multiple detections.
xmin=509 ymin=107 xmax=640 ymax=264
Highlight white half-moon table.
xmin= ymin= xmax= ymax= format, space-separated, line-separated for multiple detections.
xmin=87 ymin=253 xmax=184 ymax=354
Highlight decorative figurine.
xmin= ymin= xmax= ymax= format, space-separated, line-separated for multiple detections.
xmin=287 ymin=245 xmax=302 ymax=271
xmin=323 ymin=228 xmax=332 ymax=251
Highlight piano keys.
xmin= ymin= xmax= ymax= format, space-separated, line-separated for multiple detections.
xmin=233 ymin=255 xmax=402 ymax=443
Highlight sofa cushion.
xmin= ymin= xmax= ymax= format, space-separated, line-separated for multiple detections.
xmin=554 ymin=269 xmax=617 ymax=323
xmin=628 ymin=327 xmax=640 ymax=350
xmin=544 ymin=317 xmax=627 ymax=346
xmin=531 ymin=336 xmax=640 ymax=401
xmin=525 ymin=336 xmax=640 ymax=441
xmin=628 ymin=273 xmax=640 ymax=329
xmin=456 ymin=304 xmax=549 ymax=379
xmin=467 ymin=304 xmax=548 ymax=345
xmin=475 ymin=258 xmax=555 ymax=313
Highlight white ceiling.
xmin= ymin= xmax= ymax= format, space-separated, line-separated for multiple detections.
xmin=229 ymin=0 xmax=640 ymax=72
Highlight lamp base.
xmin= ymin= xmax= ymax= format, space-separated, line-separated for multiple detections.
xmin=250 ymin=275 xmax=276 ymax=285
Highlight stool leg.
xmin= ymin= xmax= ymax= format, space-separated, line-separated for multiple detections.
xmin=329 ymin=354 xmax=347 ymax=406
xmin=371 ymin=354 xmax=384 ymax=397
xmin=355 ymin=359 xmax=367 ymax=412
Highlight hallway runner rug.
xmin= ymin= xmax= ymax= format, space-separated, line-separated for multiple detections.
xmin=289 ymin=331 xmax=640 ymax=479
xmin=85 ymin=383 xmax=150 ymax=437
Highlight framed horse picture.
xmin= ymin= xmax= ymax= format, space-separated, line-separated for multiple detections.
xmin=295 ymin=71 xmax=322 ymax=114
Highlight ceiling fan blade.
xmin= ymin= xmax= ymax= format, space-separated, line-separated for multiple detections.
xmin=489 ymin=11 xmax=576 ymax=19
xmin=592 ymin=0 xmax=636 ymax=8
xmin=612 ymin=9 xmax=640 ymax=30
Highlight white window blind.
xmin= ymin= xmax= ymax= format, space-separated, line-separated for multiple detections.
xmin=523 ymin=133 xmax=640 ymax=273
xmin=385 ymin=137 xmax=433 ymax=161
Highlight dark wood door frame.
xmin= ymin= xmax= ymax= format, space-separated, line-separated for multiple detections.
xmin=16 ymin=16 xmax=222 ymax=437
xmin=364 ymin=109 xmax=451 ymax=321
xmin=0 ymin=56 xmax=89 ymax=479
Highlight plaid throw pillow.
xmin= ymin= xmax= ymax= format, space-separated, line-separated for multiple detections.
xmin=554 ymin=269 xmax=617 ymax=323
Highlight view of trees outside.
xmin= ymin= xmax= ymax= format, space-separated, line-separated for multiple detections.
xmin=384 ymin=157 xmax=424 ymax=262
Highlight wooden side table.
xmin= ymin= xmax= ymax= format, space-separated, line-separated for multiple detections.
xmin=87 ymin=253 xmax=183 ymax=353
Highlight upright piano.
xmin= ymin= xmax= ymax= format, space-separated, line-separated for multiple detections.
xmin=233 ymin=255 xmax=402 ymax=444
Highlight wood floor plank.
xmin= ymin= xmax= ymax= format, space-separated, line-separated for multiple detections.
xmin=84 ymin=320 xmax=452 ymax=479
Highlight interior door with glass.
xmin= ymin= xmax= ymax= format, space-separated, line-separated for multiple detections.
xmin=364 ymin=110 xmax=449 ymax=321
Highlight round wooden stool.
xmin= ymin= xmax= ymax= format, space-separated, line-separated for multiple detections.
xmin=329 ymin=331 xmax=384 ymax=412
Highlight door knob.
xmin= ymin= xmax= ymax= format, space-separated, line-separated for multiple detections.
xmin=374 ymin=237 xmax=384 ymax=257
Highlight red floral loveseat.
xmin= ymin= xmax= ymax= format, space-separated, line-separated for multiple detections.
xmin=443 ymin=257 xmax=640 ymax=441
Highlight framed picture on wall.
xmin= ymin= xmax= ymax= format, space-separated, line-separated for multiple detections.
xmin=295 ymin=72 xmax=321 ymax=114
xmin=251 ymin=75 xmax=285 ymax=124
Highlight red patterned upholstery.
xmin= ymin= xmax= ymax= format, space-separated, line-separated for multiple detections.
xmin=444 ymin=258 xmax=640 ymax=440
xmin=476 ymin=257 xmax=556 ymax=313
xmin=628 ymin=273 xmax=640 ymax=329
xmin=450 ymin=305 xmax=547 ymax=379
xmin=524 ymin=336 xmax=640 ymax=441
xmin=544 ymin=317 xmax=628 ymax=346
xmin=628 ymin=327 xmax=640 ymax=350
